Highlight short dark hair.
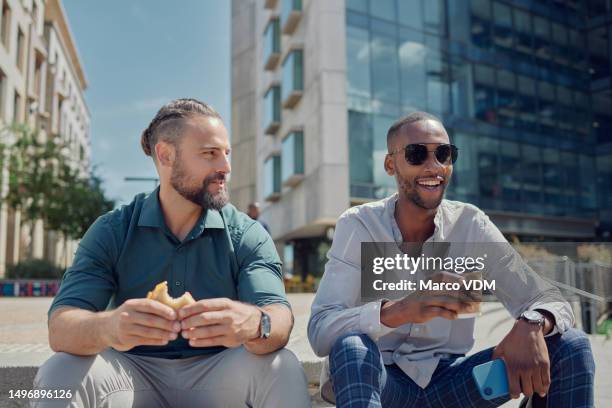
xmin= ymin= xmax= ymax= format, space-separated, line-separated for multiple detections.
xmin=140 ymin=98 xmax=222 ymax=158
xmin=386 ymin=111 xmax=443 ymax=148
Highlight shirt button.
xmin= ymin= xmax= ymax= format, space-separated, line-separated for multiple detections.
xmin=175 ymin=281 xmax=181 ymax=286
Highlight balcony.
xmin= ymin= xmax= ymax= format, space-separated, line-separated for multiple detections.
xmin=263 ymin=18 xmax=280 ymax=70
xmin=282 ymin=49 xmax=303 ymax=109
xmin=281 ymin=0 xmax=302 ymax=34
xmin=263 ymin=85 xmax=281 ymax=135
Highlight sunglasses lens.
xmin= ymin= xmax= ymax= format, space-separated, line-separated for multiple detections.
xmin=435 ymin=145 xmax=451 ymax=163
xmin=405 ymin=144 xmax=428 ymax=165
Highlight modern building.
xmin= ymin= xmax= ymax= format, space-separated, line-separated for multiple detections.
xmin=0 ymin=0 xmax=90 ymax=277
xmin=230 ymin=0 xmax=612 ymax=279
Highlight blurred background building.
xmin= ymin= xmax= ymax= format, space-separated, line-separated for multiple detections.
xmin=0 ymin=0 xmax=90 ymax=277
xmin=231 ymin=0 xmax=612 ymax=280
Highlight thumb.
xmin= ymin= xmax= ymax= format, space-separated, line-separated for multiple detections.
xmin=492 ymin=345 xmax=502 ymax=360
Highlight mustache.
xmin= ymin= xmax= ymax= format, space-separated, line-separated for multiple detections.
xmin=204 ymin=172 xmax=228 ymax=185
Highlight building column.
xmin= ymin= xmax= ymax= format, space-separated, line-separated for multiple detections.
xmin=0 ymin=203 xmax=8 ymax=277
xmin=32 ymin=218 xmax=44 ymax=258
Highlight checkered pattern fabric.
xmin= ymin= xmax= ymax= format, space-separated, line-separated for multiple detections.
xmin=329 ymin=328 xmax=594 ymax=408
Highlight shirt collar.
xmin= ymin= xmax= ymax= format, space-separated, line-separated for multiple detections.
xmin=138 ymin=188 xmax=165 ymax=228
xmin=138 ymin=187 xmax=226 ymax=234
xmin=386 ymin=193 xmax=447 ymax=242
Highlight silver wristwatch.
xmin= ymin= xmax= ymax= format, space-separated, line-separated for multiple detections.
xmin=259 ymin=309 xmax=271 ymax=339
xmin=519 ymin=310 xmax=545 ymax=327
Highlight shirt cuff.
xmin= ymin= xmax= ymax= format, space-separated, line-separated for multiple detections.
xmin=359 ymin=300 xmax=396 ymax=340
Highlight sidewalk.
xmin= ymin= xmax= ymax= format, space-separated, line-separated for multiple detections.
xmin=1 ymin=295 xmax=610 ymax=407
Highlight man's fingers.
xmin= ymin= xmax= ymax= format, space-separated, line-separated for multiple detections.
xmin=424 ymin=305 xmax=457 ymax=320
xmin=520 ymin=372 xmax=534 ymax=398
xmin=188 ymin=335 xmax=228 ymax=348
xmin=125 ymin=298 xmax=176 ymax=320
xmin=123 ymin=311 xmax=181 ymax=332
xmin=180 ymin=311 xmax=230 ymax=330
xmin=182 ymin=324 xmax=227 ymax=340
xmin=178 ymin=298 xmax=232 ymax=320
xmin=507 ymin=368 xmax=522 ymax=399
xmin=532 ymin=370 xmax=547 ymax=398
xmin=125 ymin=335 xmax=171 ymax=347
xmin=127 ymin=324 xmax=178 ymax=341
xmin=540 ymin=364 xmax=551 ymax=396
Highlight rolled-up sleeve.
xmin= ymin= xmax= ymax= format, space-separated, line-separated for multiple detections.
xmin=236 ymin=221 xmax=290 ymax=309
xmin=477 ymin=212 xmax=575 ymax=333
xmin=48 ymin=216 xmax=118 ymax=319
xmin=308 ymin=214 xmax=394 ymax=357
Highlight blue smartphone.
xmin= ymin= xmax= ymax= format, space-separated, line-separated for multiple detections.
xmin=472 ymin=359 xmax=509 ymax=400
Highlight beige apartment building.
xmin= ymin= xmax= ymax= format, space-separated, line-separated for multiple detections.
xmin=0 ymin=0 xmax=90 ymax=277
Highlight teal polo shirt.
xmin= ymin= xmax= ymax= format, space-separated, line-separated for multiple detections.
xmin=49 ymin=188 xmax=289 ymax=359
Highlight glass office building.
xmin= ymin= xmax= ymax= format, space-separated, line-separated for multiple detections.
xmin=346 ymin=0 xmax=612 ymax=238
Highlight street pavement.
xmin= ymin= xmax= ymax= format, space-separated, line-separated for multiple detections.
xmin=1 ymin=295 xmax=610 ymax=407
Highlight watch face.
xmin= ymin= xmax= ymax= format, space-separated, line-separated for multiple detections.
xmin=261 ymin=312 xmax=271 ymax=338
xmin=523 ymin=310 xmax=543 ymax=322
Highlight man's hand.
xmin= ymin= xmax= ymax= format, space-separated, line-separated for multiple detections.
xmin=492 ymin=319 xmax=551 ymax=399
xmin=103 ymin=299 xmax=181 ymax=351
xmin=178 ymin=298 xmax=261 ymax=348
xmin=381 ymin=271 xmax=477 ymax=327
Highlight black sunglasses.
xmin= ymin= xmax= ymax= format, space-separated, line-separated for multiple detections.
xmin=389 ymin=143 xmax=458 ymax=166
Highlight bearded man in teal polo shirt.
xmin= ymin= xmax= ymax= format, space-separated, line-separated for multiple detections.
xmin=32 ymin=99 xmax=310 ymax=408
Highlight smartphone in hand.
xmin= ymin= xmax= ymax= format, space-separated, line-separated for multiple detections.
xmin=472 ymin=359 xmax=509 ymax=400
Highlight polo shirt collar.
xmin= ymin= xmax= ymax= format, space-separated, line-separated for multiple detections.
xmin=138 ymin=187 xmax=226 ymax=236
xmin=138 ymin=188 xmax=165 ymax=228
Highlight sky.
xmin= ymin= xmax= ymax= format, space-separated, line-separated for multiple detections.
xmin=62 ymin=0 xmax=230 ymax=206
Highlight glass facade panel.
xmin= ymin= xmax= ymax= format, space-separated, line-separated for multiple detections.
xmin=264 ymin=155 xmax=281 ymax=198
xmin=371 ymin=30 xmax=400 ymax=103
xmin=398 ymin=0 xmax=423 ymax=31
xmin=369 ymin=0 xmax=395 ymax=22
xmin=347 ymin=25 xmax=371 ymax=99
xmin=281 ymin=0 xmax=302 ymax=25
xmin=344 ymin=0 xmax=609 ymax=228
xmin=399 ymin=28 xmax=426 ymax=110
xmin=263 ymin=18 xmax=280 ymax=65
xmin=347 ymin=0 xmax=367 ymax=13
xmin=492 ymin=2 xmax=512 ymax=50
xmin=281 ymin=131 xmax=304 ymax=183
xmin=348 ymin=110 xmax=373 ymax=185
xmin=423 ymin=0 xmax=445 ymax=34
xmin=282 ymin=49 xmax=304 ymax=102
xmin=263 ymin=85 xmax=280 ymax=133
xmin=499 ymin=140 xmax=521 ymax=211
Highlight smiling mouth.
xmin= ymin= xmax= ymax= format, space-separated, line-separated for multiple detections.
xmin=416 ymin=177 xmax=444 ymax=191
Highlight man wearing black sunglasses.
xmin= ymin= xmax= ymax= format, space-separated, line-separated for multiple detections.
xmin=308 ymin=112 xmax=594 ymax=408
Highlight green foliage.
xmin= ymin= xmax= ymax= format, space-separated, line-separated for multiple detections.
xmin=6 ymin=258 xmax=65 ymax=279
xmin=0 ymin=124 xmax=115 ymax=241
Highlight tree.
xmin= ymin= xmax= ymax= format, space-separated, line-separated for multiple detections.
xmin=0 ymin=124 xmax=115 ymax=264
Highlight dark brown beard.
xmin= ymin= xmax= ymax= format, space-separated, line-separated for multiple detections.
xmin=396 ymin=172 xmax=445 ymax=210
xmin=170 ymin=159 xmax=228 ymax=210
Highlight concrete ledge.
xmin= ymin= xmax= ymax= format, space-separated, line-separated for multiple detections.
xmin=0 ymin=367 xmax=38 ymax=407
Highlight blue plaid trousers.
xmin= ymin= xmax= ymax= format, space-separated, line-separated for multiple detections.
xmin=329 ymin=328 xmax=595 ymax=408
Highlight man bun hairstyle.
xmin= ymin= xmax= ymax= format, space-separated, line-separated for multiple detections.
xmin=140 ymin=98 xmax=222 ymax=158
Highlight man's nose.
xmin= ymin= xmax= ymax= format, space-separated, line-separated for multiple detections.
xmin=218 ymin=153 xmax=231 ymax=174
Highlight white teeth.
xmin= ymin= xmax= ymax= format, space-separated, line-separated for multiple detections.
xmin=418 ymin=180 xmax=441 ymax=186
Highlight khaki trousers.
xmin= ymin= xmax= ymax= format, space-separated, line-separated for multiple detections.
xmin=30 ymin=347 xmax=310 ymax=408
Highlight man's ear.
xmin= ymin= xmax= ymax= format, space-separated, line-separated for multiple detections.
xmin=384 ymin=153 xmax=395 ymax=176
xmin=155 ymin=142 xmax=175 ymax=167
